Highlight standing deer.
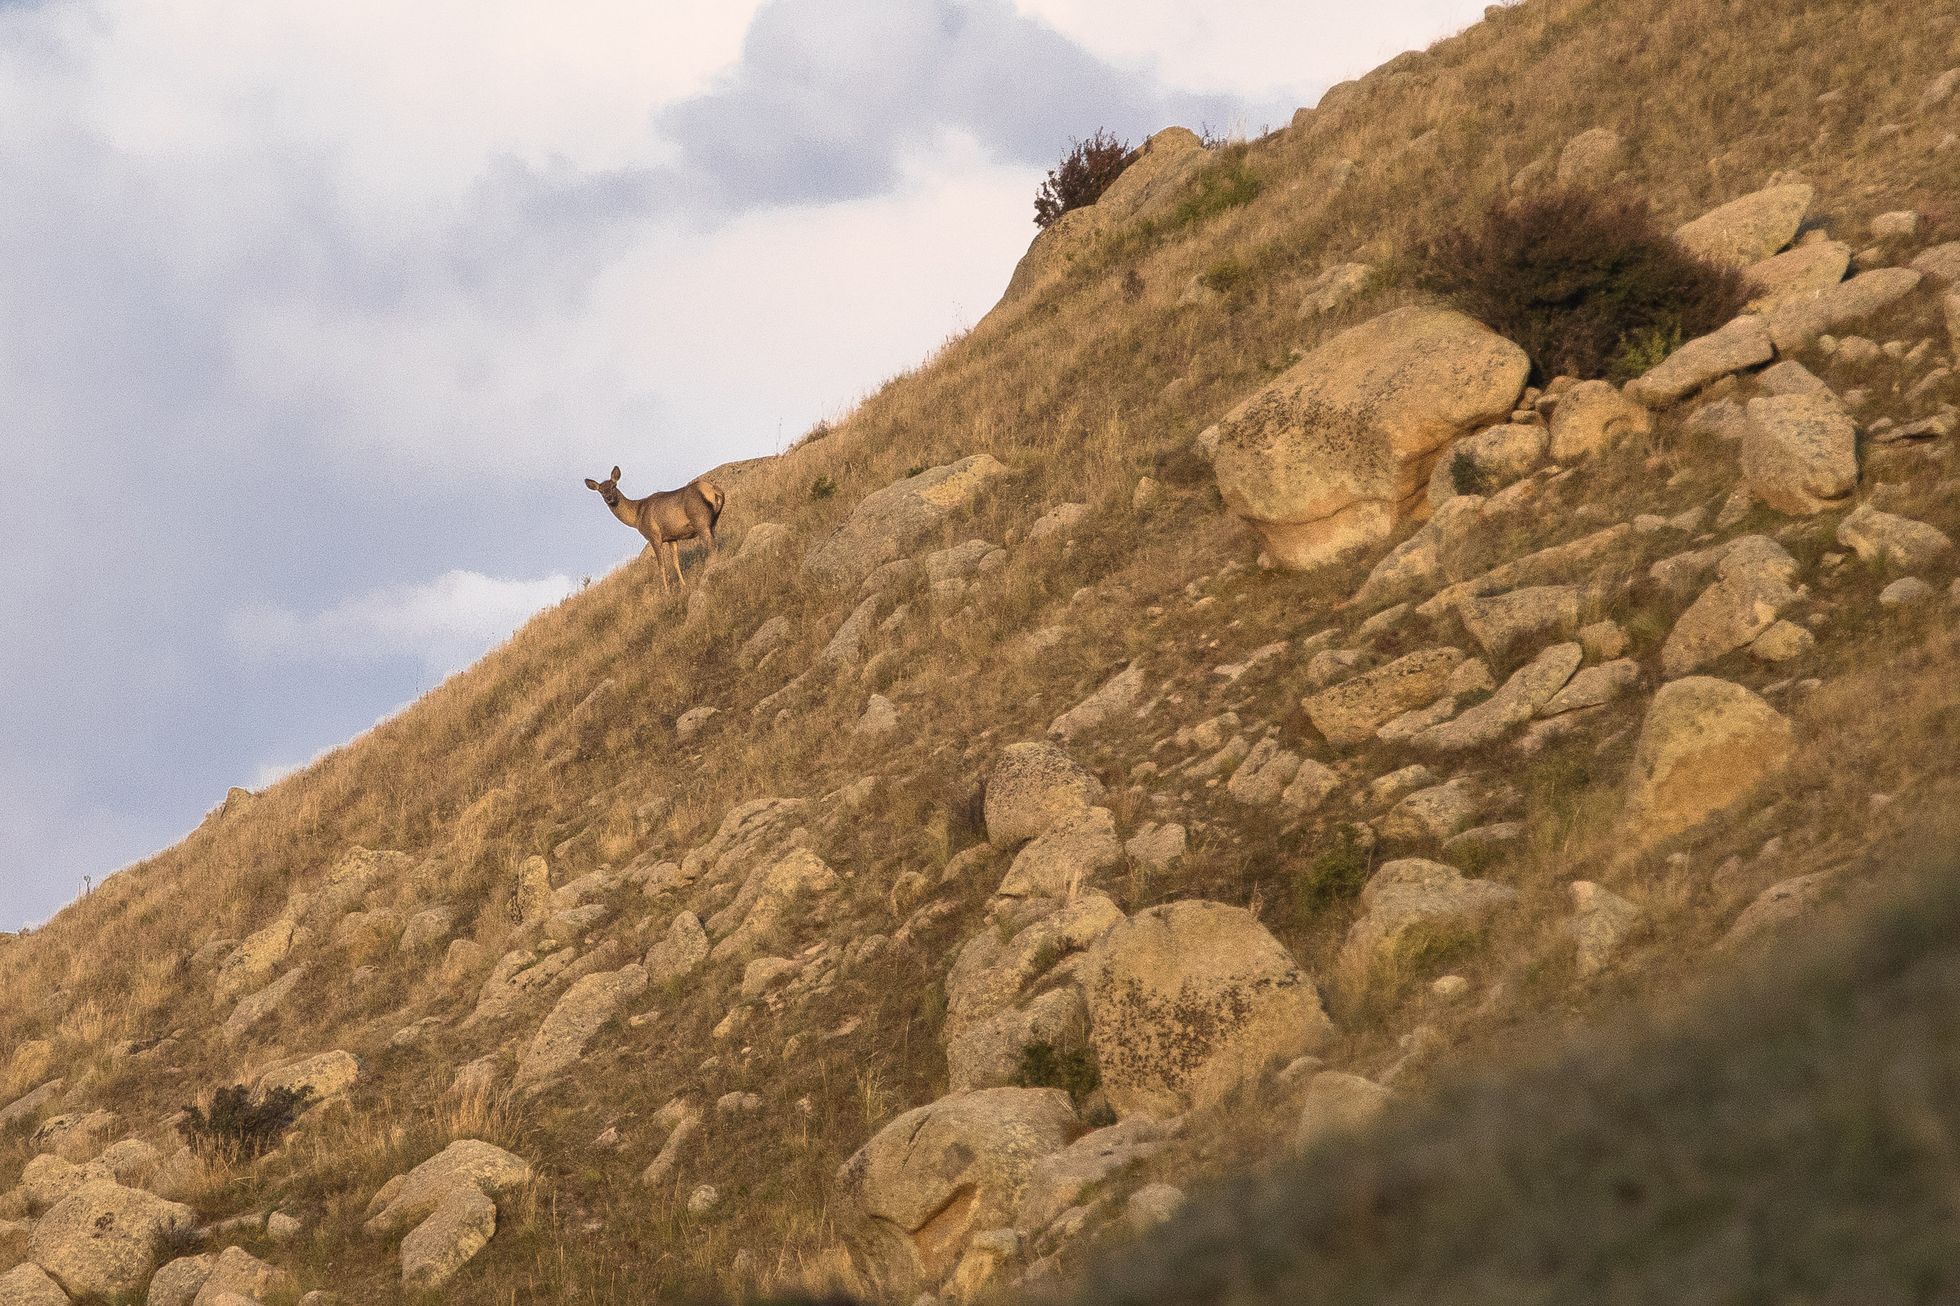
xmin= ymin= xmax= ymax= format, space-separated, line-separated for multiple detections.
xmin=584 ymin=466 xmax=726 ymax=593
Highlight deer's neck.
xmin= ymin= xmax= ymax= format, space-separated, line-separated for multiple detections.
xmin=608 ymin=496 xmax=645 ymax=532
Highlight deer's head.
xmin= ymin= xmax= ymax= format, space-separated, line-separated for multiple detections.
xmin=584 ymin=465 xmax=624 ymax=508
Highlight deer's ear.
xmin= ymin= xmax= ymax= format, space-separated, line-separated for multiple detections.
xmin=610 ymin=466 xmax=621 ymax=482
xmin=584 ymin=478 xmax=600 ymax=491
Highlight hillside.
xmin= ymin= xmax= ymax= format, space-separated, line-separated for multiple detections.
xmin=4 ymin=0 xmax=1960 ymax=1302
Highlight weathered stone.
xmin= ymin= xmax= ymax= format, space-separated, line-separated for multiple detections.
xmin=1880 ymin=577 xmax=1935 ymax=607
xmin=1027 ymin=502 xmax=1089 ymax=544
xmin=1836 ymin=504 xmax=1953 ymax=570
xmin=945 ymin=894 xmax=1122 ymax=1091
xmin=707 ymin=849 xmax=839 ymax=963
xmin=1445 ymin=423 xmax=1546 ymax=493
xmin=985 ymin=742 xmax=1104 ymax=848
xmin=1548 ymin=380 xmax=1653 ymax=461
xmin=1458 ymin=586 xmax=1580 ymax=659
xmin=837 ymin=1087 xmax=1078 ymax=1287
xmin=1763 ymin=268 xmax=1923 ymax=352
xmin=1749 ymin=619 xmax=1815 ymax=662
xmin=30 ymin=1180 xmax=194 ymax=1300
xmin=1661 ymin=536 xmax=1801 ymax=676
xmin=364 ymin=1140 xmax=531 ymax=1239
xmin=145 ymin=1253 xmax=216 ymax=1306
xmin=1226 ymin=739 xmax=1304 ymax=806
xmin=1742 ymin=393 xmax=1859 ymax=514
xmin=256 ymin=1050 xmax=360 ymax=1106
xmin=1012 ymin=1117 xmax=1171 ymax=1235
xmin=1673 ymin=183 xmax=1811 ymax=269
xmin=398 ymin=906 xmax=457 ymax=955
xmin=1292 ymin=1072 xmax=1392 ymax=1150
xmin=1048 ymin=663 xmax=1146 ymax=742
xmin=1725 ymin=872 xmax=1834 ymax=945
xmin=1378 ymin=779 xmax=1480 ymax=844
xmin=215 ymin=919 xmax=298 ymax=1002
xmin=1342 ymin=859 xmax=1517 ymax=971
xmin=1304 ymin=648 xmax=1464 ymax=746
xmin=400 ymin=1185 xmax=497 ymax=1290
xmin=193 ymin=1245 xmax=296 ymax=1306
xmin=995 ymin=808 xmax=1122 ymax=901
xmin=1124 ymin=823 xmax=1187 ymax=870
xmin=1619 ymin=678 xmax=1793 ymax=854
xmin=1745 ymin=240 xmax=1852 ymax=308
xmin=223 ymin=966 xmax=307 ymax=1041
xmin=1626 ymin=316 xmax=1774 ymax=409
xmin=1084 ymin=901 xmax=1334 ymax=1119
xmin=806 ymin=456 xmax=1011 ymax=585
xmin=645 ymin=911 xmax=710 ymax=985
xmin=1213 ymin=308 xmax=1528 ymax=571
xmin=1555 ymin=126 xmax=1622 ymax=187
xmin=1758 ymin=359 xmax=1834 ymax=398
xmin=515 ymin=965 xmax=648 ymax=1090
xmin=0 ymin=1265 xmax=68 ymax=1306
xmin=1568 ymin=881 xmax=1642 ymax=976
xmin=1909 ymin=241 xmax=1960 ymax=286
xmin=1281 ymin=759 xmax=1342 ymax=813
xmin=1298 ymin=262 xmax=1373 ymax=317
xmin=1411 ymin=643 xmax=1582 ymax=752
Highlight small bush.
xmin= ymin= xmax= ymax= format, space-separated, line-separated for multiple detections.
xmin=1171 ymin=146 xmax=1262 ymax=228
xmin=1016 ymin=1040 xmax=1102 ymax=1103
xmin=1293 ymin=824 xmax=1377 ymax=921
xmin=810 ymin=474 xmax=837 ymax=500
xmin=1034 ymin=130 xmax=1136 ymax=230
xmin=1198 ymin=256 xmax=1253 ymax=296
xmin=1416 ymin=189 xmax=1748 ymax=381
xmin=179 ymin=1084 xmax=312 ymax=1163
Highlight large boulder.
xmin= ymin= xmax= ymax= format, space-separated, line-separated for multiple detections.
xmin=1083 ymin=901 xmax=1334 ymax=1119
xmin=1547 ymin=380 xmax=1653 ymax=462
xmin=1660 ymin=536 xmax=1801 ymax=676
xmin=1303 ymin=647 xmax=1464 ymax=747
xmin=145 ymin=1254 xmax=216 ymax=1306
xmin=1744 ymin=241 xmax=1851 ymax=307
xmin=1672 ymin=183 xmax=1811 ymax=269
xmin=837 ymin=1087 xmax=1078 ymax=1287
xmin=994 ymin=808 xmax=1122 ymax=902
xmin=984 ymin=743 xmax=1104 ymax=848
xmin=363 ymin=1139 xmax=532 ymax=1239
xmin=1619 ymin=677 xmax=1792 ymax=854
xmin=214 ymin=919 xmax=297 ymax=1002
xmin=1625 ymin=315 xmax=1773 ymax=409
xmin=255 ymin=1050 xmax=361 ymax=1107
xmin=1741 ymin=394 xmax=1858 ymax=515
xmin=0 ymin=1265 xmax=67 ymax=1306
xmin=1762 ymin=268 xmax=1922 ymax=352
xmin=1213 ymin=308 xmax=1529 ymax=571
xmin=805 ymin=456 xmax=1010 ymax=585
xmin=514 ymin=964 xmax=648 ymax=1091
xmin=1341 ymin=859 xmax=1517 ymax=971
xmin=29 ymin=1180 xmax=195 ymax=1300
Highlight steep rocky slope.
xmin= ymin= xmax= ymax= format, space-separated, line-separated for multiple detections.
xmin=4 ymin=0 xmax=1960 ymax=1302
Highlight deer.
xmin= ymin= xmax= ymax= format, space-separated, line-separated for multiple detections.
xmin=584 ymin=466 xmax=726 ymax=593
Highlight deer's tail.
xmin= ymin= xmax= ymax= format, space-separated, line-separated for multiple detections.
xmin=696 ymin=478 xmax=726 ymax=529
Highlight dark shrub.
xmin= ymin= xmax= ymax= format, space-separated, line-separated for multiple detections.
xmin=809 ymin=474 xmax=837 ymax=500
xmin=1016 ymin=1040 xmax=1102 ymax=1103
xmin=1293 ymin=823 xmax=1377 ymax=921
xmin=1034 ymin=130 xmax=1136 ymax=229
xmin=1416 ymin=189 xmax=1749 ymax=381
xmin=179 ymin=1084 xmax=312 ymax=1163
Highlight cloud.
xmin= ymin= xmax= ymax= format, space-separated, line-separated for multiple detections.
xmin=230 ymin=570 xmax=580 ymax=675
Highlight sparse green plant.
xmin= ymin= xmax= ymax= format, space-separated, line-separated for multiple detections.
xmin=1034 ymin=129 xmax=1137 ymax=229
xmin=810 ymin=474 xmax=838 ymax=500
xmin=1171 ymin=146 xmax=1262 ymax=228
xmin=179 ymin=1084 xmax=312 ymax=1163
xmin=1416 ymin=188 xmax=1748 ymax=380
xmin=1293 ymin=824 xmax=1377 ymax=921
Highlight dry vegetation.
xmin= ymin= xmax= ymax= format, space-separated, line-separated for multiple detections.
xmin=3 ymin=0 xmax=1959 ymax=1301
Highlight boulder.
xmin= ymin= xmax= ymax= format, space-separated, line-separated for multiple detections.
xmin=1410 ymin=643 xmax=1582 ymax=752
xmin=1012 ymin=1116 xmax=1171 ymax=1234
xmin=255 ymin=1050 xmax=360 ymax=1106
xmin=1226 ymin=739 xmax=1305 ymax=806
xmin=1741 ymin=394 xmax=1858 ymax=514
xmin=1554 ymin=127 xmax=1622 ymax=187
xmin=1744 ymin=241 xmax=1851 ymax=307
xmin=1443 ymin=423 xmax=1547 ymax=492
xmin=145 ymin=1254 xmax=216 ymax=1306
xmin=514 ymin=964 xmax=648 ymax=1090
xmin=1083 ymin=901 xmax=1334 ymax=1119
xmin=1725 ymin=872 xmax=1834 ymax=945
xmin=1378 ymin=778 xmax=1481 ymax=844
xmin=837 ymin=1087 xmax=1078 ymax=1287
xmin=1660 ymin=536 xmax=1802 ymax=676
xmin=29 ymin=1180 xmax=195 ymax=1300
xmin=1047 ymin=663 xmax=1146 ymax=742
xmin=1762 ymin=268 xmax=1923 ymax=352
xmin=0 ymin=1265 xmax=67 ymax=1306
xmin=1626 ymin=315 xmax=1774 ymax=408
xmin=1540 ymin=657 xmax=1641 ymax=716
xmin=398 ymin=906 xmax=457 ymax=955
xmin=20 ymin=1154 xmax=111 ymax=1214
xmin=0 ymin=1080 xmax=64 ymax=1133
xmin=363 ymin=1140 xmax=532 ymax=1238
xmin=214 ymin=919 xmax=298 ymax=1002
xmin=1568 ymin=881 xmax=1643 ymax=976
xmin=805 ymin=456 xmax=1011 ymax=585
xmin=1341 ymin=859 xmax=1517 ymax=971
xmin=1298 ymin=262 xmax=1374 ymax=317
xmin=984 ymin=743 xmax=1104 ymax=848
xmin=1292 ymin=1072 xmax=1392 ymax=1150
xmin=1213 ymin=307 xmax=1528 ymax=571
xmin=399 ymin=1185 xmax=496 ymax=1290
xmin=995 ymin=808 xmax=1123 ymax=901
xmin=1672 ymin=183 xmax=1811 ymax=269
xmin=1458 ymin=586 xmax=1581 ymax=659
xmin=1547 ymin=380 xmax=1652 ymax=461
xmin=1836 ymin=505 xmax=1953 ymax=571
xmin=1027 ymin=503 xmax=1089 ymax=543
xmin=707 ymin=848 xmax=839 ymax=963
xmin=645 ymin=911 xmax=710 ymax=984
xmin=1303 ymin=648 xmax=1465 ymax=746
xmin=192 ymin=1246 xmax=296 ymax=1306
xmin=1909 ymin=241 xmax=1960 ymax=286
xmin=1619 ymin=678 xmax=1792 ymax=854
xmin=223 ymin=967 xmax=307 ymax=1041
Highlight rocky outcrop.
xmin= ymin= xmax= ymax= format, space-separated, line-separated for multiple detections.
xmin=984 ymin=743 xmax=1104 ymax=848
xmin=1342 ymin=858 xmax=1517 ymax=971
xmin=805 ymin=456 xmax=1011 ymax=585
xmin=1619 ymin=678 xmax=1793 ymax=854
xmin=1762 ymin=268 xmax=1922 ymax=351
xmin=29 ymin=1180 xmax=195 ymax=1300
xmin=994 ymin=807 xmax=1122 ymax=902
xmin=1741 ymin=394 xmax=1858 ymax=515
xmin=706 ymin=848 xmax=839 ymax=963
xmin=945 ymin=894 xmax=1123 ymax=1091
xmin=514 ymin=964 xmax=648 ymax=1090
xmin=644 ymin=911 xmax=710 ymax=984
xmin=255 ymin=1050 xmax=360 ymax=1107
xmin=1304 ymin=648 xmax=1464 ymax=746
xmin=1672 ymin=183 xmax=1810 ymax=269
xmin=1410 ymin=643 xmax=1581 ymax=752
xmin=1213 ymin=307 xmax=1528 ymax=571
xmin=1083 ymin=901 xmax=1334 ymax=1119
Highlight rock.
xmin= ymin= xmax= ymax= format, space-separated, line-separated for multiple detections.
xmin=542 ymin=902 xmax=610 ymax=943
xmin=1672 ymin=183 xmax=1811 ymax=270
xmin=1378 ymin=779 xmax=1481 ymax=844
xmin=1084 ymin=901 xmax=1334 ymax=1120
xmin=685 ymin=1184 xmax=720 ymax=1216
xmin=984 ymin=743 xmax=1104 ymax=848
xmin=146 ymin=1254 xmax=216 ymax=1306
xmin=837 ymin=1087 xmax=1078 ymax=1287
xmin=0 ymin=1265 xmax=68 ymax=1306
xmin=1226 ymin=739 xmax=1304 ymax=806
xmin=1763 ymin=268 xmax=1923 ymax=352
xmin=1048 ymin=664 xmax=1145 ymax=742
xmin=1444 ymin=423 xmax=1546 ymax=492
xmin=0 ymin=1080 xmax=64 ymax=1133
xmin=1542 ymin=659 xmax=1641 ymax=716
xmin=995 ymin=808 xmax=1122 ymax=901
xmin=1725 ymin=872 xmax=1834 ymax=945
xmin=30 ymin=1180 xmax=195 ymax=1300
xmin=1411 ymin=643 xmax=1582 ymax=752
xmin=256 ymin=1050 xmax=360 ymax=1106
xmin=223 ymin=966 xmax=307 ymax=1040
xmin=1626 ymin=315 xmax=1774 ymax=408
xmin=1431 ymin=974 xmax=1471 ymax=1001
xmin=1124 ymin=1183 xmax=1186 ymax=1233
xmin=363 ymin=1139 xmax=532 ymax=1239
xmin=1870 ymin=211 xmax=1918 ymax=242
xmin=1660 ymin=536 xmax=1801 ymax=676
xmin=20 ymin=1155 xmax=112 ymax=1214
xmin=193 ymin=1246 xmax=296 ymax=1306
xmin=738 ymin=614 xmax=791 ymax=669
xmin=398 ymin=906 xmax=457 ymax=955
xmin=645 ymin=911 xmax=710 ymax=984
xmin=1547 ymin=380 xmax=1652 ymax=461
xmin=1836 ymin=505 xmax=1953 ymax=570
xmin=674 ymin=705 xmax=720 ymax=742
xmin=1342 ymin=859 xmax=1517 ymax=972
xmin=1281 ymin=759 xmax=1342 ymax=812
xmin=945 ymin=893 xmax=1122 ymax=1091
xmin=1554 ymin=126 xmax=1622 ymax=187
xmin=819 ymin=593 xmax=890 ymax=670
xmin=1568 ymin=881 xmax=1642 ymax=976
xmin=1757 ymin=359 xmax=1834 ymax=398
xmin=439 ymin=938 xmax=486 ymax=987
xmin=1909 ymin=241 xmax=1960 ymax=286
xmin=707 ymin=848 xmax=839 ymax=963
xmin=1744 ymin=241 xmax=1851 ymax=306
xmin=1458 ymin=585 xmax=1581 ymax=659
xmin=1212 ymin=307 xmax=1528 ymax=572
xmin=1303 ymin=647 xmax=1465 ymax=746
xmin=1124 ymin=823 xmax=1186 ymax=870
xmin=1298 ymin=262 xmax=1373 ymax=317
xmin=1741 ymin=393 xmax=1859 ymax=515
xmin=1750 ymin=619 xmax=1815 ymax=662
xmin=1028 ymin=502 xmax=1089 ymax=543
xmin=266 ymin=1212 xmax=301 ymax=1242
xmin=399 ymin=1185 xmax=496 ymax=1290
xmin=1292 ymin=1072 xmax=1392 ymax=1150
xmin=214 ymin=919 xmax=297 ymax=1002
xmin=1619 ymin=678 xmax=1793 ymax=854
xmin=510 ymin=855 xmax=553 ymax=926
xmin=1880 ymin=577 xmax=1935 ymax=607
xmin=856 ymin=694 xmax=900 ymax=737
xmin=1578 ymin=620 xmax=1629 ymax=661
xmin=515 ymin=964 xmax=648 ymax=1090
xmin=1013 ymin=1117 xmax=1172 ymax=1235
xmin=805 ymin=456 xmax=1011 ymax=585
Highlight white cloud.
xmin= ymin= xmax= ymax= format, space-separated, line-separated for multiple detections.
xmin=1011 ymin=0 xmax=1491 ymax=103
xmin=230 ymin=569 xmax=580 ymax=675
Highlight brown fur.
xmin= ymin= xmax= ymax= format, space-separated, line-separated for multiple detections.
xmin=585 ymin=465 xmax=725 ymax=593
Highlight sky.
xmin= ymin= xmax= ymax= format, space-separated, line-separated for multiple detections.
xmin=0 ymin=0 xmax=1492 ymax=930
